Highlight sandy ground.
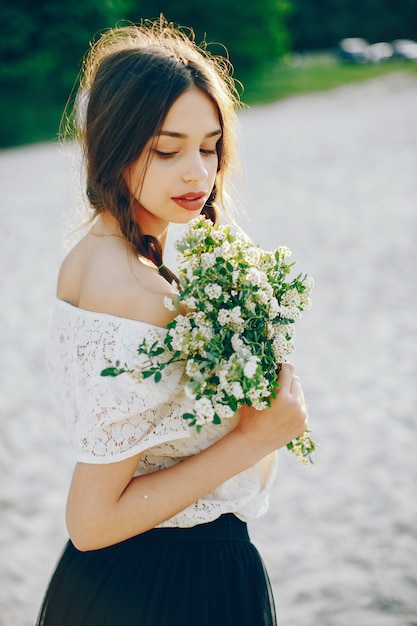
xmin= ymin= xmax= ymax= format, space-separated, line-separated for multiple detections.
xmin=1 ymin=72 xmax=416 ymax=626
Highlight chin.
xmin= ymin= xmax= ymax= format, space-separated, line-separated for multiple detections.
xmin=171 ymin=210 xmax=202 ymax=224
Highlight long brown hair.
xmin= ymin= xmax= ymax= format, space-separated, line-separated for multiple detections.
xmin=64 ymin=18 xmax=240 ymax=283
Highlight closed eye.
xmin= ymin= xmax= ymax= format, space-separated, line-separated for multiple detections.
xmin=154 ymin=149 xmax=216 ymax=158
xmin=154 ymin=150 xmax=178 ymax=159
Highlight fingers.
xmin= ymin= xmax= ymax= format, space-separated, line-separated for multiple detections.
xmin=277 ymin=363 xmax=307 ymax=412
xmin=278 ymin=366 xmax=308 ymax=423
xmin=290 ymin=375 xmax=306 ymax=407
xmin=290 ymin=375 xmax=303 ymax=398
xmin=278 ymin=364 xmax=304 ymax=400
xmin=276 ymin=362 xmax=295 ymax=391
xmin=290 ymin=375 xmax=309 ymax=430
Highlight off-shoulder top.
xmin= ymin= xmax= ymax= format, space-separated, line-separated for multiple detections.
xmin=47 ymin=298 xmax=278 ymax=528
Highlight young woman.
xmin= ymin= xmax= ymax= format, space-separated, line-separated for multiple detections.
xmin=37 ymin=19 xmax=308 ymax=626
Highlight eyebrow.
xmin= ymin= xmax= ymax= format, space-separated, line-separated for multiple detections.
xmin=155 ymin=129 xmax=222 ymax=139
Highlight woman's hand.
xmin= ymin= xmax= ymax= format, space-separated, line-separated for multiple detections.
xmin=234 ymin=363 xmax=308 ymax=458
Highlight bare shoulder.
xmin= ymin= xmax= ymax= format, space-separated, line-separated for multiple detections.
xmin=57 ymin=235 xmax=177 ymax=328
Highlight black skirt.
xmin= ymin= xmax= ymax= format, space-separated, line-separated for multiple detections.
xmin=36 ymin=514 xmax=277 ymax=626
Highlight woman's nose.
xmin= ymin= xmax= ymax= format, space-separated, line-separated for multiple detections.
xmin=182 ymin=153 xmax=208 ymax=182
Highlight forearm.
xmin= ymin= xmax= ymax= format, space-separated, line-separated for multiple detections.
xmin=118 ymin=428 xmax=269 ymax=537
xmin=68 ymin=426 xmax=267 ymax=551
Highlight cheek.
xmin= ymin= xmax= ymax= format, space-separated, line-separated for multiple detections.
xmin=135 ymin=165 xmax=166 ymax=205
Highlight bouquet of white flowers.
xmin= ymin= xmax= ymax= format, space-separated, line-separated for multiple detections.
xmin=102 ymin=216 xmax=315 ymax=463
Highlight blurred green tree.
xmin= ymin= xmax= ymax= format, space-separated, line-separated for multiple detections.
xmin=0 ymin=1 xmax=133 ymax=87
xmin=0 ymin=0 xmax=293 ymax=146
xmin=0 ymin=0 xmax=131 ymax=146
xmin=126 ymin=0 xmax=293 ymax=81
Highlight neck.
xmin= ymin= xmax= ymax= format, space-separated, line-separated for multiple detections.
xmin=94 ymin=212 xmax=123 ymax=236
xmin=132 ymin=203 xmax=170 ymax=253
xmin=157 ymin=227 xmax=168 ymax=253
xmin=92 ymin=211 xmax=168 ymax=257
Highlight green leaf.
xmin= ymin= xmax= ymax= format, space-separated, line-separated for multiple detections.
xmin=154 ymin=371 xmax=162 ymax=383
xmin=101 ymin=367 xmax=125 ymax=377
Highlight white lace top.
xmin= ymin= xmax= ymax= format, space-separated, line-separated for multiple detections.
xmin=47 ymin=298 xmax=278 ymax=528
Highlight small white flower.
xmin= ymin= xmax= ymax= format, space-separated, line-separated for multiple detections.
xmin=245 ymin=297 xmax=256 ymax=313
xmin=230 ymin=381 xmax=244 ymax=400
xmin=256 ymin=288 xmax=272 ymax=305
xmin=251 ymin=398 xmax=269 ymax=411
xmin=211 ymin=228 xmax=226 ymax=243
xmin=174 ymin=315 xmax=191 ymax=331
xmin=218 ymin=309 xmax=229 ymax=326
xmin=232 ymin=270 xmax=240 ymax=284
xmin=231 ymin=334 xmax=251 ymax=359
xmin=230 ymin=306 xmax=242 ymax=323
xmin=281 ymin=288 xmax=301 ymax=307
xmin=279 ymin=304 xmax=301 ymax=320
xmin=214 ymin=404 xmax=235 ymax=419
xmin=245 ymin=267 xmax=262 ymax=286
xmin=225 ymin=306 xmax=244 ymax=333
xmin=243 ymin=356 xmax=259 ymax=379
xmin=272 ymin=335 xmax=293 ymax=361
xmin=204 ymin=283 xmax=222 ymax=299
xmin=218 ymin=364 xmax=230 ymax=388
xmin=185 ymin=359 xmax=200 ymax=377
xmin=194 ymin=397 xmax=215 ymax=424
xmin=268 ymin=297 xmax=279 ymax=318
xmin=184 ymin=296 xmax=197 ymax=309
xmin=163 ymin=296 xmax=176 ymax=311
xmin=286 ymin=324 xmax=295 ymax=339
xmin=170 ymin=333 xmax=187 ymax=353
xmin=201 ymin=252 xmax=216 ymax=269
xmin=231 ymin=333 xmax=244 ymax=353
xmin=219 ymin=241 xmax=231 ymax=257
xmin=245 ymin=246 xmax=261 ymax=265
xmin=278 ymin=246 xmax=291 ymax=259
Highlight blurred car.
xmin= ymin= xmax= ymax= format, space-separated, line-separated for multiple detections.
xmin=392 ymin=39 xmax=417 ymax=60
xmin=338 ymin=38 xmax=369 ymax=63
xmin=366 ymin=42 xmax=394 ymax=63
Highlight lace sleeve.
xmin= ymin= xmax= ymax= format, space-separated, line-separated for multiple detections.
xmin=74 ymin=367 xmax=190 ymax=464
xmin=48 ymin=302 xmax=191 ymax=464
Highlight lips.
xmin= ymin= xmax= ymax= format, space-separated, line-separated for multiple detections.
xmin=171 ymin=192 xmax=207 ymax=211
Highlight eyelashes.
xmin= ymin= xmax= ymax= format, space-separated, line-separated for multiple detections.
xmin=154 ymin=150 xmax=177 ymax=159
xmin=153 ymin=149 xmax=217 ymax=160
